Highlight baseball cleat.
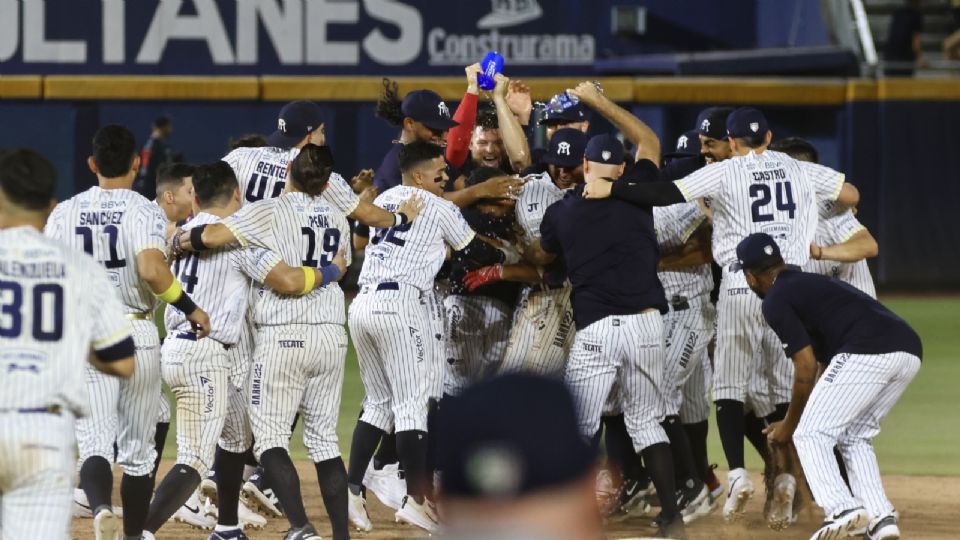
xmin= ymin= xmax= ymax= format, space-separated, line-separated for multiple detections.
xmin=705 ymin=464 xmax=723 ymax=500
xmin=808 ymin=506 xmax=870 ymax=540
xmin=364 ymin=462 xmax=407 ymax=511
xmin=722 ymin=467 xmax=755 ymax=522
xmin=93 ymin=508 xmax=121 ymax=540
xmin=654 ymin=512 xmax=689 ymax=540
xmin=200 ymin=472 xmax=219 ymax=505
xmin=348 ymin=490 xmax=374 ymax=532
xmin=677 ymin=482 xmax=709 ymax=524
xmin=866 ymin=513 xmax=900 ymax=540
xmin=238 ymin=498 xmax=267 ymax=530
xmin=687 ymin=485 xmax=722 ymax=522
xmin=767 ymin=473 xmax=798 ymax=531
xmin=207 ymin=528 xmax=249 ymax=540
xmin=282 ymin=523 xmax=323 ymax=540
xmin=172 ymin=491 xmax=216 ymax=530
xmin=395 ymin=495 xmax=440 ymax=534
xmin=241 ymin=470 xmax=283 ymax=517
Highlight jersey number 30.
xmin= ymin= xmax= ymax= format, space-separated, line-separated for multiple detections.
xmin=0 ymin=281 xmax=64 ymax=342
xmin=750 ymin=182 xmax=796 ymax=223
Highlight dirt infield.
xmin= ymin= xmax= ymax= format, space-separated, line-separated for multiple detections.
xmin=71 ymin=461 xmax=958 ymax=539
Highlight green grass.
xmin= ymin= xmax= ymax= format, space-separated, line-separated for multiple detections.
xmin=163 ymin=296 xmax=960 ymax=476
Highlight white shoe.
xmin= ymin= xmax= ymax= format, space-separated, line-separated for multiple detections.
xmin=73 ymin=488 xmax=93 ymax=518
xmin=395 ymin=495 xmax=440 ymax=534
xmin=93 ymin=508 xmax=121 ymax=540
xmin=687 ymin=487 xmax=722 ymax=522
xmin=200 ymin=475 xmax=219 ymax=506
xmin=866 ymin=513 xmax=900 ymax=540
xmin=172 ymin=491 xmax=217 ymax=530
xmin=679 ymin=485 xmax=709 ymax=524
xmin=722 ymin=467 xmax=755 ymax=522
xmin=364 ymin=462 xmax=406 ymax=511
xmin=241 ymin=472 xmax=283 ymax=518
xmin=767 ymin=473 xmax=797 ymax=531
xmin=809 ymin=507 xmax=870 ymax=540
xmin=348 ymin=490 xmax=374 ymax=532
xmin=238 ymin=498 xmax=267 ymax=530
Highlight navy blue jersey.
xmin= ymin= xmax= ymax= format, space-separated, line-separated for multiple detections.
xmin=374 ymin=143 xmax=403 ymax=195
xmin=540 ymin=160 xmax=667 ymax=330
xmin=762 ymin=269 xmax=922 ymax=362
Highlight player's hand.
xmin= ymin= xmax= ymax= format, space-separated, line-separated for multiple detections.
xmin=186 ymin=307 xmax=211 ymax=339
xmin=398 ymin=193 xmax=426 ymax=223
xmin=506 ymin=79 xmax=533 ymax=124
xmin=492 ymin=73 xmax=510 ymax=100
xmin=763 ymin=421 xmax=792 ymax=446
xmin=465 ymin=62 xmax=482 ymax=94
xmin=359 ymin=185 xmax=378 ymax=204
xmin=583 ymin=178 xmax=614 ymax=200
xmin=567 ymin=81 xmax=604 ymax=107
xmin=464 ymin=264 xmax=504 ymax=291
xmin=810 ymin=242 xmax=824 ymax=261
xmin=331 ymin=247 xmax=348 ymax=280
xmin=351 ymin=169 xmax=374 ymax=194
xmin=479 ymin=175 xmax=524 ymax=200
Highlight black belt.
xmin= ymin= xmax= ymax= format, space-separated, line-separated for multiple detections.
xmin=376 ymin=282 xmax=399 ymax=291
xmin=175 ymin=332 xmax=230 ymax=350
xmin=728 ymin=262 xmax=742 ymax=272
xmin=8 ymin=405 xmax=62 ymax=416
xmin=669 ymin=295 xmax=690 ymax=311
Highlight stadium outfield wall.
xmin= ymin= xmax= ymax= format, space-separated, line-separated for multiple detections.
xmin=1 ymin=76 xmax=957 ymax=288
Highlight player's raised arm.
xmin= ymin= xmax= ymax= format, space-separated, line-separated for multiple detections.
xmin=492 ymin=74 xmax=532 ymax=172
xmin=568 ymin=81 xmax=661 ymax=165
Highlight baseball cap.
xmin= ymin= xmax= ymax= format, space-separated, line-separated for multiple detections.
xmin=267 ymin=101 xmax=325 ymax=148
xmin=584 ymin=134 xmax=625 ymax=166
xmin=401 ymin=90 xmax=458 ymax=131
xmin=541 ymin=96 xmax=589 ymax=126
xmin=663 ymin=129 xmax=702 ymax=160
xmin=735 ymin=233 xmax=783 ymax=272
xmin=726 ymin=107 xmax=769 ymax=139
xmin=439 ymin=374 xmax=595 ymax=499
xmin=696 ymin=107 xmax=734 ymax=140
xmin=543 ymin=128 xmax=589 ymax=168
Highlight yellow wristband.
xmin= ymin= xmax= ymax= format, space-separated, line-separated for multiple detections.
xmin=300 ymin=267 xmax=316 ymax=296
xmin=156 ymin=280 xmax=183 ymax=303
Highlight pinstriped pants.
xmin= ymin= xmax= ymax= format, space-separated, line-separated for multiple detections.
xmin=500 ymin=285 xmax=575 ymax=378
xmin=679 ymin=350 xmax=712 ymax=424
xmin=565 ymin=311 xmax=669 ymax=452
xmin=442 ymin=294 xmax=512 ymax=396
xmin=249 ymin=324 xmax=347 ymax=462
xmin=662 ymin=295 xmax=715 ymax=418
xmin=76 ymin=320 xmax=160 ymax=477
xmin=793 ymin=352 xmax=920 ymax=518
xmin=219 ymin=327 xmax=255 ymax=454
xmin=0 ymin=412 xmax=75 ymax=539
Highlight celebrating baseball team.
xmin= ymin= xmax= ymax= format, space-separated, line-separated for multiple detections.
xmin=0 ymin=61 xmax=922 ymax=540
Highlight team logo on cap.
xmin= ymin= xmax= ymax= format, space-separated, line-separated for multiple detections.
xmin=278 ymin=118 xmax=287 ymax=133
xmin=701 ymin=119 xmax=710 ymax=132
xmin=601 ymin=150 xmax=612 ymax=161
xmin=750 ymin=122 xmax=760 ymax=132
xmin=438 ymin=102 xmax=451 ymax=118
xmin=557 ymin=141 xmax=571 ymax=156
xmin=677 ymin=135 xmax=688 ymax=149
xmin=465 ymin=445 xmax=523 ymax=496
xmin=764 ymin=245 xmax=774 ymax=255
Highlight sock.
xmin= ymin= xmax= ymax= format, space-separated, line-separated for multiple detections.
xmin=396 ymin=430 xmax=429 ymax=501
xmin=426 ymin=398 xmax=440 ymax=477
xmin=315 ymin=457 xmax=349 ymax=540
xmin=244 ymin=445 xmax=259 ymax=467
xmin=374 ymin=431 xmax=399 ymax=470
xmin=715 ymin=399 xmax=746 ymax=470
xmin=768 ymin=403 xmax=789 ymax=423
xmin=213 ymin=446 xmax=246 ymax=526
xmin=215 ymin=524 xmax=241 ymax=532
xmin=347 ymin=420 xmax=386 ymax=487
xmin=79 ymin=456 xmax=113 ymax=513
xmin=151 ymin=422 xmax=170 ymax=479
xmin=602 ymin=415 xmax=630 ymax=480
xmin=641 ymin=442 xmax=680 ymax=520
xmin=144 ymin=464 xmax=201 ymax=533
xmin=683 ymin=421 xmax=710 ymax=482
xmin=661 ymin=415 xmax=701 ymax=489
xmin=260 ymin=448 xmax=308 ymax=529
xmin=744 ymin=411 xmax=771 ymax=465
xmin=120 ymin=473 xmax=155 ymax=537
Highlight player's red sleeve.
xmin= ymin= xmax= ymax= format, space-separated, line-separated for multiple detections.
xmin=445 ymin=92 xmax=478 ymax=168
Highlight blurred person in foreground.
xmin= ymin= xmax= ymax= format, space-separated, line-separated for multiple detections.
xmin=438 ymin=374 xmax=602 ymax=540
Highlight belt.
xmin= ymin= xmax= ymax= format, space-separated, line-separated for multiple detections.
xmin=669 ymin=295 xmax=690 ymax=312
xmin=2 ymin=405 xmax=62 ymax=416
xmin=727 ymin=263 xmax=742 ymax=272
xmin=175 ymin=332 xmax=231 ymax=350
xmin=376 ymin=282 xmax=399 ymax=291
xmin=126 ymin=312 xmax=152 ymax=321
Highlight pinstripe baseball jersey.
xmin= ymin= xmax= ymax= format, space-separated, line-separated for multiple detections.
xmin=674 ymin=150 xmax=844 ymax=267
xmin=222 ymin=192 xmax=352 ymax=325
xmin=44 ymin=187 xmax=168 ymax=314
xmin=653 ymin=202 xmax=713 ymax=299
xmin=803 ymin=201 xmax=876 ymax=297
xmin=223 ymin=146 xmax=359 ymax=215
xmin=0 ymin=226 xmax=132 ymax=415
xmin=516 ymin=172 xmax=567 ymax=244
xmin=359 ymin=185 xmax=475 ymax=291
xmin=165 ymin=212 xmax=280 ymax=344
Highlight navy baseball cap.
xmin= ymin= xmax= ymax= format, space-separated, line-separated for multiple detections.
xmin=439 ymin=374 xmax=595 ymax=499
xmin=726 ymin=107 xmax=769 ymax=139
xmin=696 ymin=107 xmax=734 ymax=140
xmin=267 ymin=101 xmax=325 ymax=148
xmin=735 ymin=233 xmax=783 ymax=272
xmin=663 ymin=129 xmax=702 ymax=159
xmin=401 ymin=90 xmax=458 ymax=131
xmin=584 ymin=134 xmax=625 ymax=166
xmin=541 ymin=96 xmax=589 ymax=126
xmin=543 ymin=128 xmax=589 ymax=168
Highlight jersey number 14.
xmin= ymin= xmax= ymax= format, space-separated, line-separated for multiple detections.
xmin=750 ymin=181 xmax=796 ymax=223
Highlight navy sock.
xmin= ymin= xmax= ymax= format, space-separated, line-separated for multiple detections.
xmin=260 ymin=448 xmax=308 ymax=529
xmin=715 ymin=399 xmax=746 ymax=470
xmin=79 ymin=456 xmax=113 ymax=514
xmin=347 ymin=420 xmax=385 ymax=488
xmin=144 ymin=464 xmax=200 ymax=533
xmin=315 ymin=457 xmax=349 ymax=540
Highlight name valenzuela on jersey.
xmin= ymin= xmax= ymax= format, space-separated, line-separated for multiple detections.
xmin=0 ymin=259 xmax=67 ymax=279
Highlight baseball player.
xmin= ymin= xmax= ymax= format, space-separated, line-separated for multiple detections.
xmin=738 ymin=233 xmax=920 ymax=540
xmin=345 ymin=141 xmax=508 ymax=534
xmin=171 ymin=145 xmax=382 ymax=540
xmin=696 ymin=107 xmax=735 ymax=163
xmin=770 ymin=138 xmax=879 ymax=297
xmin=0 ymin=149 xmax=136 ymax=540
xmin=45 ymin=125 xmax=211 ymax=540
xmin=582 ymin=107 xmax=861 ymax=524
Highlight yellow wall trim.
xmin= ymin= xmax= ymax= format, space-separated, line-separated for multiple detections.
xmin=0 ymin=76 xmax=43 ymax=99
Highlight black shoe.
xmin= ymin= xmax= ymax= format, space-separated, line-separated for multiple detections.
xmin=283 ymin=523 xmax=322 ymax=540
xmin=676 ymin=478 xmax=708 ymax=517
xmin=655 ymin=513 xmax=688 ymax=540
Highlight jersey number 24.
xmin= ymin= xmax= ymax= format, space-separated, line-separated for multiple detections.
xmin=750 ymin=182 xmax=796 ymax=223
